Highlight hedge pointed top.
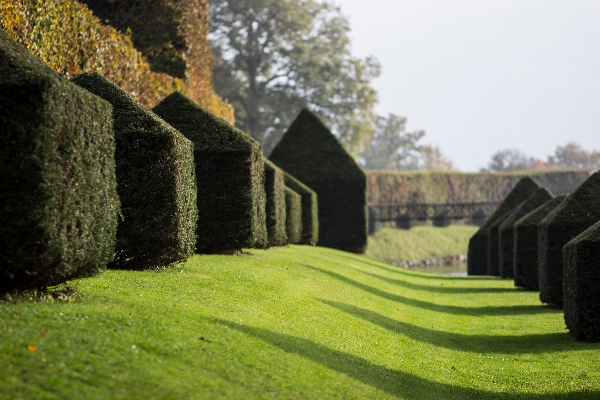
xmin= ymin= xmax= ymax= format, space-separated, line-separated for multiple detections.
xmin=153 ymin=91 xmax=257 ymax=152
xmin=270 ymin=108 xmax=362 ymax=179
xmin=543 ymin=171 xmax=600 ymax=227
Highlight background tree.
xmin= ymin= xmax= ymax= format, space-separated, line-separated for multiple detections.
xmin=548 ymin=142 xmax=600 ymax=171
xmin=418 ymin=144 xmax=455 ymax=171
xmin=482 ymin=148 xmax=533 ymax=172
xmin=210 ymin=0 xmax=380 ymax=154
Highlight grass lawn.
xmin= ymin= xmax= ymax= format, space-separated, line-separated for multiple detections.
xmin=366 ymin=225 xmax=478 ymax=263
xmin=0 ymin=245 xmax=598 ymax=399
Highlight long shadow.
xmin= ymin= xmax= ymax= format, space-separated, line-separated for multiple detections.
xmin=211 ymin=318 xmax=597 ymax=399
xmin=329 ymin=253 xmax=495 ymax=281
xmin=346 ymin=266 xmax=517 ymax=294
xmin=306 ymin=265 xmax=557 ymax=316
xmin=319 ymin=300 xmax=599 ymax=354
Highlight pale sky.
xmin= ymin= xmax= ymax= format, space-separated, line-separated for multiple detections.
xmin=335 ymin=0 xmax=600 ymax=171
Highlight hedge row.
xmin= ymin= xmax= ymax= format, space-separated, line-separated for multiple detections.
xmin=284 ymin=187 xmax=303 ymax=244
xmin=513 ymin=195 xmax=566 ymax=290
xmin=538 ymin=171 xmax=600 ymax=307
xmin=0 ymin=0 xmax=233 ymax=121
xmin=467 ymin=177 xmax=540 ymax=275
xmin=264 ymin=159 xmax=288 ymax=247
xmin=270 ymin=108 xmax=367 ymax=253
xmin=282 ymin=172 xmax=319 ymax=245
xmin=498 ymin=188 xmax=553 ymax=279
xmin=0 ymin=30 xmax=119 ymax=291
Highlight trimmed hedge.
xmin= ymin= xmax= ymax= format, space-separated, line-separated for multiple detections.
xmin=538 ymin=171 xmax=600 ymax=306
xmin=498 ymin=187 xmax=553 ymax=279
xmin=513 ymin=195 xmax=566 ymax=290
xmin=487 ymin=211 xmax=514 ymax=276
xmin=468 ymin=177 xmax=540 ymax=275
xmin=282 ymin=172 xmax=319 ymax=245
xmin=264 ymin=159 xmax=287 ymax=247
xmin=72 ymin=73 xmax=196 ymax=269
xmin=0 ymin=31 xmax=119 ymax=291
xmin=152 ymin=91 xmax=267 ymax=252
xmin=284 ymin=187 xmax=302 ymax=244
xmin=563 ymin=220 xmax=600 ymax=342
xmin=270 ymin=108 xmax=367 ymax=253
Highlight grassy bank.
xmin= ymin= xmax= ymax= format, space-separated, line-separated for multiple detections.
xmin=1 ymin=245 xmax=598 ymax=399
xmin=366 ymin=225 xmax=478 ymax=264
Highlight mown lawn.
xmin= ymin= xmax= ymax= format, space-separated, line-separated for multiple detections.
xmin=0 ymin=245 xmax=598 ymax=399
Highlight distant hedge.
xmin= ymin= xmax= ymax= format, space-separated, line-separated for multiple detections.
xmin=152 ymin=91 xmax=267 ymax=253
xmin=538 ymin=171 xmax=600 ymax=307
xmin=270 ymin=108 xmax=366 ymax=253
xmin=282 ymin=172 xmax=319 ymax=245
xmin=563 ymin=220 xmax=600 ymax=342
xmin=366 ymin=170 xmax=588 ymax=206
xmin=0 ymin=0 xmax=233 ymax=122
xmin=487 ymin=211 xmax=513 ymax=276
xmin=73 ymin=73 xmax=197 ymax=269
xmin=264 ymin=159 xmax=287 ymax=247
xmin=284 ymin=187 xmax=302 ymax=244
xmin=498 ymin=188 xmax=553 ymax=279
xmin=0 ymin=32 xmax=119 ymax=291
xmin=467 ymin=177 xmax=540 ymax=275
xmin=513 ymin=196 xmax=565 ymax=290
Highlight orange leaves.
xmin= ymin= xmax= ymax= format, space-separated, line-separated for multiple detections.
xmin=26 ymin=345 xmax=37 ymax=352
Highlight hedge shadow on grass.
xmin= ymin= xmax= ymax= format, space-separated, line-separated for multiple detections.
xmin=320 ymin=300 xmax=594 ymax=355
xmin=306 ymin=266 xmax=553 ymax=316
xmin=213 ymin=318 xmax=597 ymax=400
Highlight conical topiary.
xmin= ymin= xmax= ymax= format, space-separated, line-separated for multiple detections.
xmin=563 ymin=219 xmax=600 ymax=342
xmin=468 ymin=177 xmax=540 ymax=275
xmin=513 ymin=195 xmax=566 ymax=290
xmin=72 ymin=74 xmax=197 ymax=269
xmin=152 ymin=91 xmax=267 ymax=253
xmin=538 ymin=171 xmax=600 ymax=307
xmin=498 ymin=187 xmax=554 ymax=279
xmin=270 ymin=108 xmax=367 ymax=253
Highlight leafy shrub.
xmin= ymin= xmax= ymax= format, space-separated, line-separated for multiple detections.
xmin=538 ymin=171 xmax=600 ymax=306
xmin=73 ymin=73 xmax=196 ymax=269
xmin=563 ymin=220 xmax=600 ymax=342
xmin=282 ymin=171 xmax=319 ymax=245
xmin=152 ymin=91 xmax=267 ymax=252
xmin=270 ymin=108 xmax=366 ymax=253
xmin=263 ymin=159 xmax=287 ymax=247
xmin=0 ymin=31 xmax=119 ymax=291
xmin=513 ymin=196 xmax=565 ymax=290
xmin=498 ymin=188 xmax=553 ymax=279
xmin=284 ymin=187 xmax=302 ymax=244
xmin=0 ymin=0 xmax=233 ymax=122
xmin=467 ymin=177 xmax=540 ymax=275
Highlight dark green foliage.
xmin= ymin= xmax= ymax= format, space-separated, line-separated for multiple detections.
xmin=0 ymin=32 xmax=119 ymax=291
xmin=563 ymin=220 xmax=600 ymax=342
xmin=270 ymin=108 xmax=367 ymax=253
xmin=538 ymin=171 xmax=600 ymax=306
xmin=282 ymin=172 xmax=319 ymax=245
xmin=487 ymin=211 xmax=514 ymax=276
xmin=151 ymin=91 xmax=267 ymax=252
xmin=284 ymin=187 xmax=302 ymax=244
xmin=468 ymin=177 xmax=540 ymax=275
xmin=498 ymin=188 xmax=553 ymax=279
xmin=72 ymin=73 xmax=196 ymax=269
xmin=264 ymin=159 xmax=287 ymax=247
xmin=513 ymin=196 xmax=566 ymax=290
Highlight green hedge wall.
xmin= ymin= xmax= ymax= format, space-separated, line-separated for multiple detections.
xmin=284 ymin=187 xmax=302 ymax=244
xmin=152 ymin=91 xmax=267 ymax=252
xmin=563 ymin=220 xmax=600 ymax=342
xmin=0 ymin=31 xmax=119 ymax=292
xmin=270 ymin=108 xmax=366 ymax=253
xmin=282 ymin=172 xmax=319 ymax=245
xmin=264 ymin=159 xmax=287 ymax=247
xmin=538 ymin=171 xmax=600 ymax=307
xmin=72 ymin=73 xmax=196 ymax=269
xmin=498 ymin=188 xmax=553 ymax=279
xmin=487 ymin=211 xmax=514 ymax=276
xmin=366 ymin=169 xmax=589 ymax=206
xmin=513 ymin=196 xmax=565 ymax=290
xmin=468 ymin=177 xmax=540 ymax=275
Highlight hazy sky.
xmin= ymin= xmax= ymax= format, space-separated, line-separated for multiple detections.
xmin=335 ymin=0 xmax=600 ymax=171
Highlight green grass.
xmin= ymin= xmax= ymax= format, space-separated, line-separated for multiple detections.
xmin=1 ymin=245 xmax=598 ymax=399
xmin=366 ymin=225 xmax=478 ymax=263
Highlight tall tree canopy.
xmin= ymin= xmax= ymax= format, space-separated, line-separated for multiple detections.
xmin=210 ymin=0 xmax=380 ymax=154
